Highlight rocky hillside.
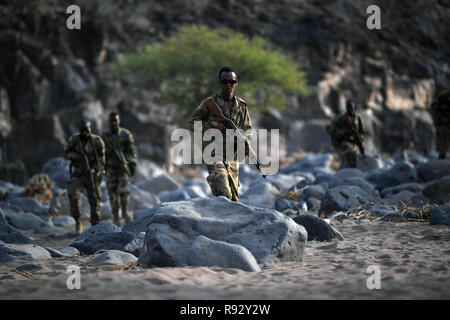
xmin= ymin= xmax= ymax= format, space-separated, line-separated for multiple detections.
xmin=0 ymin=0 xmax=449 ymax=184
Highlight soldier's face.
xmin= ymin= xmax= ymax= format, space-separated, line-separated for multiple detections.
xmin=109 ymin=116 xmax=120 ymax=132
xmin=80 ymin=126 xmax=91 ymax=139
xmin=219 ymin=72 xmax=238 ymax=96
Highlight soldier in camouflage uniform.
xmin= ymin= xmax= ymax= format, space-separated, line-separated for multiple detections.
xmin=63 ymin=120 xmax=105 ymax=234
xmin=188 ymin=67 xmax=253 ymax=201
xmin=326 ymin=100 xmax=365 ymax=168
xmin=102 ymin=113 xmax=137 ymax=226
xmin=430 ymin=90 xmax=450 ymax=159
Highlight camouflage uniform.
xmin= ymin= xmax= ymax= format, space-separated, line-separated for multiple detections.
xmin=188 ymin=92 xmax=252 ymax=201
xmin=326 ymin=112 xmax=365 ymax=168
xmin=102 ymin=127 xmax=137 ymax=225
xmin=430 ymin=90 xmax=450 ymax=159
xmin=63 ymin=133 xmax=105 ymax=227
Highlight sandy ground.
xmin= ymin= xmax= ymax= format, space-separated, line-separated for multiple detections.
xmin=0 ymin=220 xmax=449 ymax=300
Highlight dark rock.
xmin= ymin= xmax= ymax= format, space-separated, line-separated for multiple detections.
xmin=417 ymin=160 xmax=450 ymax=182
xmin=41 ymin=157 xmax=71 ymax=189
xmin=7 ymin=212 xmax=43 ymax=230
xmin=423 ymin=175 xmax=450 ymax=204
xmin=91 ymin=250 xmax=137 ymax=265
xmin=303 ymin=185 xmax=326 ymax=200
xmin=136 ymin=173 xmax=182 ymax=194
xmin=280 ymin=153 xmax=333 ymax=175
xmin=0 ymin=244 xmax=51 ymax=262
xmin=293 ymin=214 xmax=343 ymax=241
xmin=138 ymin=197 xmax=307 ymax=267
xmin=187 ymin=235 xmax=261 ymax=272
xmin=158 ymin=189 xmax=191 ymax=203
xmin=8 ymin=197 xmax=43 ymax=213
xmin=123 ymin=232 xmax=145 ymax=257
xmin=429 ymin=206 xmax=450 ymax=226
xmin=275 ymin=198 xmax=296 ymax=212
xmin=319 ymin=185 xmax=377 ymax=217
xmin=0 ymin=224 xmax=33 ymax=244
xmin=69 ymin=222 xmax=135 ymax=254
xmin=376 ymin=161 xmax=418 ymax=188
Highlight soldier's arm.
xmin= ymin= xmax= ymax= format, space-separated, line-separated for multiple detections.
xmin=188 ymin=100 xmax=219 ymax=133
xmin=124 ymin=132 xmax=138 ymax=164
xmin=63 ymin=137 xmax=79 ymax=161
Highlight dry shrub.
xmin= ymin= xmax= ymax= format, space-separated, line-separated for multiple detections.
xmin=24 ymin=173 xmax=54 ymax=203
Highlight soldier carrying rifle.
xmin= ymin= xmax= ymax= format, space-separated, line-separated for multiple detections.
xmin=64 ymin=120 xmax=105 ymax=234
xmin=102 ymin=112 xmax=137 ymax=226
xmin=188 ymin=66 xmax=263 ymax=201
xmin=326 ymin=100 xmax=365 ymax=168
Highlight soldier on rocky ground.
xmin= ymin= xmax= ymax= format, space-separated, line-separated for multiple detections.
xmin=430 ymin=89 xmax=450 ymax=159
xmin=188 ymin=66 xmax=253 ymax=201
xmin=326 ymin=100 xmax=365 ymax=168
xmin=63 ymin=120 xmax=105 ymax=234
xmin=102 ymin=112 xmax=137 ymax=226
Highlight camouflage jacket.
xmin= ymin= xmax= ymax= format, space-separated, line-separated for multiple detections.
xmin=431 ymin=90 xmax=450 ymax=128
xmin=63 ymin=134 xmax=105 ymax=177
xmin=326 ymin=112 xmax=365 ymax=147
xmin=101 ymin=127 xmax=137 ymax=172
xmin=188 ymin=92 xmax=253 ymax=158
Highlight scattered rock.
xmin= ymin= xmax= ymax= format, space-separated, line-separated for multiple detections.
xmin=53 ymin=216 xmax=76 ymax=228
xmin=0 ymin=244 xmax=51 ymax=262
xmin=302 ymin=185 xmax=326 ymax=200
xmin=242 ymin=180 xmax=280 ymax=198
xmin=334 ymin=168 xmax=364 ymax=180
xmin=128 ymin=185 xmax=160 ymax=212
xmin=90 ymin=250 xmax=137 ymax=265
xmin=158 ymin=189 xmax=191 ymax=203
xmin=60 ymin=247 xmax=80 ymax=256
xmin=0 ymin=224 xmax=33 ymax=244
xmin=376 ymin=161 xmax=418 ymax=188
xmin=184 ymin=185 xmax=208 ymax=199
xmin=69 ymin=222 xmax=135 ymax=255
xmin=380 ymin=182 xmax=424 ymax=198
xmin=123 ymin=232 xmax=145 ymax=257
xmin=8 ymin=197 xmax=43 ymax=213
xmin=383 ymin=191 xmax=417 ymax=205
xmin=280 ymin=153 xmax=333 ymax=175
xmin=124 ymin=205 xmax=161 ymax=234
xmin=45 ymin=247 xmax=66 ymax=258
xmin=423 ymin=175 xmax=450 ymax=204
xmin=136 ymin=173 xmax=182 ymax=194
xmin=417 ymin=159 xmax=450 ymax=182
xmin=187 ymin=235 xmax=261 ymax=272
xmin=6 ymin=213 xmax=43 ymax=230
xmin=319 ymin=185 xmax=377 ymax=217
xmin=381 ymin=213 xmax=408 ymax=222
xmin=0 ymin=209 xmax=6 ymax=225
xmin=293 ymin=214 xmax=343 ymax=241
xmin=429 ymin=206 xmax=450 ymax=226
xmin=41 ymin=157 xmax=71 ymax=188
xmin=139 ymin=197 xmax=307 ymax=267
xmin=15 ymin=263 xmax=45 ymax=272
xmin=274 ymin=198 xmax=297 ymax=212
xmin=357 ymin=155 xmax=383 ymax=171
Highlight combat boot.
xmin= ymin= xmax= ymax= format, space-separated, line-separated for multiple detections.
xmin=75 ymin=220 xmax=84 ymax=234
xmin=124 ymin=211 xmax=132 ymax=224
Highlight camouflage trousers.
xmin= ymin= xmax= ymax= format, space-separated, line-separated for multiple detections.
xmin=335 ymin=141 xmax=359 ymax=168
xmin=67 ymin=175 xmax=102 ymax=225
xmin=206 ymin=162 xmax=239 ymax=201
xmin=436 ymin=126 xmax=450 ymax=159
xmin=105 ymin=170 xmax=131 ymax=223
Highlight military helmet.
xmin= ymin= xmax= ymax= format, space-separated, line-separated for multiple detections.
xmin=79 ymin=120 xmax=91 ymax=130
xmin=346 ymin=100 xmax=356 ymax=115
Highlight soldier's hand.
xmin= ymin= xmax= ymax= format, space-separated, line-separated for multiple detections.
xmin=216 ymin=123 xmax=227 ymax=132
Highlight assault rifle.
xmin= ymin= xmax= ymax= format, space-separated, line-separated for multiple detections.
xmin=76 ymin=139 xmax=102 ymax=200
xmin=204 ymin=99 xmax=267 ymax=179
xmin=104 ymin=137 xmax=131 ymax=177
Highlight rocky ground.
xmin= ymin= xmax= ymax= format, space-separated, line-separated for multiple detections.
xmin=0 ymin=151 xmax=449 ymax=299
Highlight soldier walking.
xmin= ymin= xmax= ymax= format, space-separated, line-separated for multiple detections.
xmin=326 ymin=100 xmax=365 ymax=168
xmin=102 ymin=112 xmax=137 ymax=226
xmin=188 ymin=67 xmax=253 ymax=201
xmin=430 ymin=90 xmax=450 ymax=159
xmin=63 ymin=120 xmax=105 ymax=234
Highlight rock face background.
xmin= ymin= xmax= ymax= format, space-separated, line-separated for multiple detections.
xmin=1 ymin=0 xmax=449 ymax=183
